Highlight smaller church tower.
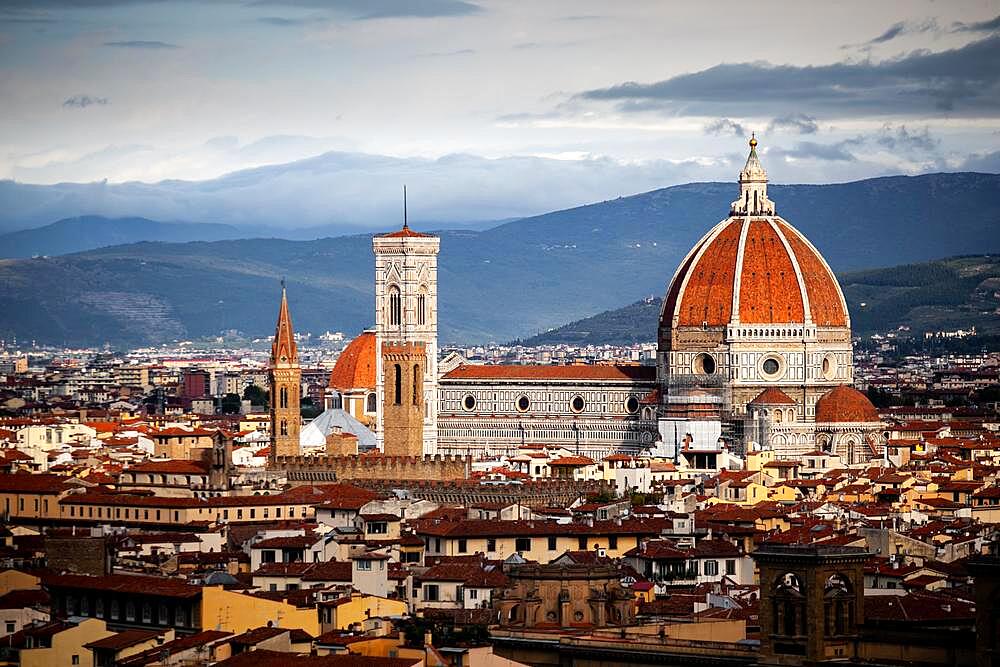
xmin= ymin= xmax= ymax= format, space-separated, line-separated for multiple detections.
xmin=373 ymin=192 xmax=440 ymax=455
xmin=269 ymin=281 xmax=301 ymax=461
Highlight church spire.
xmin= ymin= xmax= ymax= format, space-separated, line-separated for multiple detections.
xmin=271 ymin=281 xmax=298 ymax=365
xmin=731 ymin=134 xmax=776 ymax=216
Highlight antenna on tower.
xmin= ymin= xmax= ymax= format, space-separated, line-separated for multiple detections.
xmin=280 ymin=276 xmax=286 ymax=290
xmin=403 ymin=185 xmax=408 ymax=229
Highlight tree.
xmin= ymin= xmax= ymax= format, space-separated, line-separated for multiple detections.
xmin=219 ymin=393 xmax=242 ymax=415
xmin=243 ymin=384 xmax=269 ymax=408
xmin=300 ymin=397 xmax=323 ymax=419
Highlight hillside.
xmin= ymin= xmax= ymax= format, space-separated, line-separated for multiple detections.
xmin=0 ymin=172 xmax=998 ymax=346
xmin=0 ymin=216 xmax=244 ymax=259
xmin=521 ymin=255 xmax=1000 ymax=346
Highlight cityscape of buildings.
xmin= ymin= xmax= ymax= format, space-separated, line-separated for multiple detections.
xmin=0 ymin=140 xmax=998 ymax=667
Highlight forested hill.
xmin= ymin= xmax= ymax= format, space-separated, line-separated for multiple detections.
xmin=520 ymin=255 xmax=1000 ymax=346
xmin=0 ymin=172 xmax=997 ymax=346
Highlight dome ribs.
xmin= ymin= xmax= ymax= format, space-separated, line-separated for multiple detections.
xmin=737 ymin=220 xmax=804 ymax=325
xmin=775 ymin=220 xmax=848 ymax=327
xmin=677 ymin=221 xmax=742 ymax=326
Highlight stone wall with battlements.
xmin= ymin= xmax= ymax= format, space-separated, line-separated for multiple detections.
xmin=272 ymin=453 xmax=469 ymax=482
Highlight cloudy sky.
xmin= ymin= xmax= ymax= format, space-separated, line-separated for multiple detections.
xmin=1 ymin=0 xmax=999 ymax=227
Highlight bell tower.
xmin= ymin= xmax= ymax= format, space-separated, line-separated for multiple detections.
xmin=753 ymin=544 xmax=868 ymax=665
xmin=373 ymin=194 xmax=440 ymax=455
xmin=269 ymin=281 xmax=301 ymax=461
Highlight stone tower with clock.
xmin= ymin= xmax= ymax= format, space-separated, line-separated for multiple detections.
xmin=373 ymin=215 xmax=440 ymax=455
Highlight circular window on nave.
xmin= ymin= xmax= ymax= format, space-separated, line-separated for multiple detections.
xmin=760 ymin=355 xmax=784 ymax=380
xmin=570 ymin=395 xmax=585 ymax=413
xmin=462 ymin=394 xmax=476 ymax=411
xmin=693 ymin=353 xmax=716 ymax=375
xmin=822 ymin=353 xmax=838 ymax=381
xmin=625 ymin=396 xmax=640 ymax=414
xmin=516 ymin=395 xmax=530 ymax=412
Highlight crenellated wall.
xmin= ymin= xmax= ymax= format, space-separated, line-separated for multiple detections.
xmin=271 ymin=453 xmax=470 ymax=481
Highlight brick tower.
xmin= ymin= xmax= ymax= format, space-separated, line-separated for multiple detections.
xmin=753 ymin=544 xmax=868 ymax=665
xmin=269 ymin=281 xmax=301 ymax=461
xmin=373 ymin=199 xmax=440 ymax=455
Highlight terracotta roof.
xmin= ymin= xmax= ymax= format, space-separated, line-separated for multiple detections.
xmin=329 ymin=332 xmax=376 ymax=392
xmin=126 ymin=459 xmax=210 ymax=475
xmin=549 ymin=456 xmax=595 ymax=467
xmin=815 ymin=386 xmax=880 ymax=424
xmin=0 ymin=472 xmax=73 ymax=494
xmin=270 ymin=284 xmax=298 ymax=365
xmin=662 ymin=215 xmax=847 ymax=329
xmin=749 ymin=387 xmax=796 ymax=405
xmin=85 ymin=629 xmax=161 ymax=651
xmin=864 ymin=591 xmax=975 ymax=623
xmin=379 ymin=225 xmax=434 ymax=239
xmin=43 ymin=573 xmax=201 ymax=599
xmin=442 ymin=364 xmax=656 ymax=382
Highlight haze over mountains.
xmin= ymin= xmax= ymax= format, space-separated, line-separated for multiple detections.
xmin=0 ymin=172 xmax=997 ymax=347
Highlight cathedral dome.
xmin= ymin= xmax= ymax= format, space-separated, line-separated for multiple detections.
xmin=815 ymin=385 xmax=880 ymax=423
xmin=660 ymin=138 xmax=848 ymax=332
xmin=329 ymin=331 xmax=377 ymax=392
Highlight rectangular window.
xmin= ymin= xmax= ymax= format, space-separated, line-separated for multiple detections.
xmin=486 ymin=538 xmax=496 ymax=552
xmin=608 ymin=536 xmax=618 ymax=549
xmin=469 ymin=588 xmax=478 ymax=599
xmin=357 ymin=560 xmax=372 ymax=571
xmin=5 ymin=622 xmax=14 ymax=634
xmin=424 ymin=584 xmax=439 ymax=602
xmin=547 ymin=536 xmax=557 ymax=551
xmin=458 ymin=539 xmax=467 ymax=553
xmin=72 ymin=655 xmax=79 ymax=666
xmin=704 ymin=560 xmax=719 ymax=576
xmin=578 ymin=536 xmax=588 ymax=550
xmin=726 ymin=559 xmax=736 ymax=576
xmin=515 ymin=537 xmax=531 ymax=553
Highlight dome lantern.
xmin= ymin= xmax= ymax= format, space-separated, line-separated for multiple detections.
xmin=731 ymin=134 xmax=775 ymax=216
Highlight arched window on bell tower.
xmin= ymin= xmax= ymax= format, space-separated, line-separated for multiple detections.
xmin=417 ymin=290 xmax=427 ymax=325
xmin=388 ymin=285 xmax=402 ymax=326
xmin=393 ymin=364 xmax=402 ymax=405
xmin=413 ymin=364 xmax=420 ymax=405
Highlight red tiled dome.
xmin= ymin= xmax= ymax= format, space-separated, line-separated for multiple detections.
xmin=748 ymin=387 xmax=796 ymax=406
xmin=815 ymin=385 xmax=880 ymax=423
xmin=661 ymin=217 xmax=848 ymax=330
xmin=329 ymin=332 xmax=376 ymax=392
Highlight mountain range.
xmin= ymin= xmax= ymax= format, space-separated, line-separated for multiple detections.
xmin=0 ymin=172 xmax=997 ymax=346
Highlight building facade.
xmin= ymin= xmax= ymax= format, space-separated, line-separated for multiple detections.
xmin=320 ymin=137 xmax=882 ymax=463
xmin=372 ymin=221 xmax=441 ymax=455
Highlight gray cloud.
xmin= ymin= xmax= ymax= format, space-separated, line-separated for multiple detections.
xmin=248 ymin=0 xmax=481 ymax=20
xmin=769 ymin=141 xmax=857 ymax=162
xmin=103 ymin=40 xmax=178 ymax=48
xmin=958 ymin=149 xmax=1000 ymax=172
xmin=418 ymin=48 xmax=475 ymax=58
xmin=256 ymin=16 xmax=324 ymax=26
xmin=952 ymin=14 xmax=1000 ymax=33
xmin=873 ymin=124 xmax=937 ymax=152
xmin=858 ymin=19 xmax=938 ymax=46
xmin=767 ymin=124 xmax=938 ymax=163
xmin=576 ymin=34 xmax=1000 ymax=117
xmin=704 ymin=118 xmax=746 ymax=138
xmin=62 ymin=94 xmax=108 ymax=108
xmin=767 ymin=113 xmax=819 ymax=134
